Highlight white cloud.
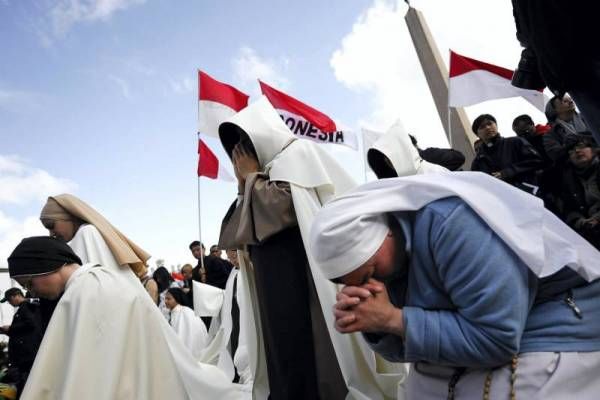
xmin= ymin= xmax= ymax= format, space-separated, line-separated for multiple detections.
xmin=0 ymin=156 xmax=76 ymax=266
xmin=330 ymin=0 xmax=545 ymax=148
xmin=0 ymin=213 xmax=47 ymax=267
xmin=232 ymin=46 xmax=290 ymax=97
xmin=169 ymin=76 xmax=195 ymax=94
xmin=49 ymin=0 xmax=146 ymax=39
xmin=108 ymin=74 xmax=132 ymax=99
xmin=0 ymin=88 xmax=41 ymax=113
xmin=0 ymin=155 xmax=77 ymax=205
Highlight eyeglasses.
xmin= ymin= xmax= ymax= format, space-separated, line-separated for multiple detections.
xmin=568 ymin=144 xmax=590 ymax=154
xmin=14 ymin=263 xmax=67 ymax=291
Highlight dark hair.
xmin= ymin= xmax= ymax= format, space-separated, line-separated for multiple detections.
xmin=210 ymin=245 xmax=219 ymax=252
xmin=4 ymin=288 xmax=23 ymax=299
xmin=471 ymin=114 xmax=497 ymax=134
xmin=153 ymin=266 xmax=173 ymax=293
xmin=512 ymin=114 xmax=534 ymax=127
xmin=188 ymin=241 xmax=204 ymax=251
xmin=166 ymin=287 xmax=190 ymax=307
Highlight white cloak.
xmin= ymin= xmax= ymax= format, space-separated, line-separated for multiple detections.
xmin=169 ymin=304 xmax=209 ymax=359
xmin=220 ymin=96 xmax=407 ymax=400
xmin=21 ymin=264 xmax=244 ymax=400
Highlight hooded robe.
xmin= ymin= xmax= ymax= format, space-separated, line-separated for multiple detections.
xmin=218 ymin=96 xmax=407 ymax=400
xmin=367 ymin=121 xmax=448 ymax=178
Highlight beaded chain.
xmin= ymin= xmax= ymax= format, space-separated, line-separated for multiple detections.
xmin=447 ymin=355 xmax=519 ymax=400
xmin=482 ymin=355 xmax=519 ymax=400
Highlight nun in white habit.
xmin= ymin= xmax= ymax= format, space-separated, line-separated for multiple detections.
xmin=218 ymin=96 xmax=406 ymax=400
xmin=309 ymin=172 xmax=600 ymax=400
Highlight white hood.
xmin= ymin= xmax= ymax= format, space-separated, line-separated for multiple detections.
xmin=368 ymin=120 xmax=447 ymax=177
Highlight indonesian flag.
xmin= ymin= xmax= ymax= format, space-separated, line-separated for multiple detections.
xmin=197 ymin=138 xmax=234 ymax=181
xmin=448 ymin=50 xmax=547 ymax=112
xmin=198 ymin=70 xmax=249 ymax=137
xmin=259 ymin=80 xmax=358 ymax=150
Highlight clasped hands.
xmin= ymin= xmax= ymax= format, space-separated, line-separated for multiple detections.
xmin=334 ymin=278 xmax=404 ymax=337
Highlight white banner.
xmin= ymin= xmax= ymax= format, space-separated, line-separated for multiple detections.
xmin=277 ymin=109 xmax=358 ymax=150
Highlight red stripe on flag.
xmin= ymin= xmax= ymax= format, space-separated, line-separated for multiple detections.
xmin=259 ymin=80 xmax=337 ymax=132
xmin=198 ymin=71 xmax=249 ymax=112
xmin=197 ymin=138 xmax=219 ymax=179
xmin=449 ymin=50 xmax=513 ymax=80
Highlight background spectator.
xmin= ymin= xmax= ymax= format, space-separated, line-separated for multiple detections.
xmin=559 ymin=138 xmax=600 ymax=249
xmin=471 ymin=114 xmax=543 ymax=195
xmin=0 ymin=288 xmax=43 ymax=398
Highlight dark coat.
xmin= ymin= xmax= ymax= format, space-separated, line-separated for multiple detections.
xmin=471 ymin=136 xmax=544 ymax=190
xmin=419 ymin=147 xmax=465 ymax=171
xmin=192 ymin=255 xmax=233 ymax=290
xmin=6 ymin=301 xmax=43 ymax=370
xmin=512 ymin=0 xmax=599 ymax=95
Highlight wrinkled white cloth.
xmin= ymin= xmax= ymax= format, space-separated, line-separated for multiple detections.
xmin=169 ymin=304 xmax=208 ymax=359
xmin=193 ymin=281 xmax=225 ymax=317
xmin=310 ymin=172 xmax=600 ymax=281
xmin=21 ymin=263 xmax=244 ymax=400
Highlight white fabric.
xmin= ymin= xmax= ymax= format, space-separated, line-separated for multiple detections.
xmin=369 ymin=120 xmax=448 ymax=176
xmin=21 ymin=263 xmax=244 ymax=400
xmin=449 ymin=69 xmax=547 ymax=112
xmin=221 ymin=96 xmax=407 ymax=399
xmin=169 ymin=304 xmax=208 ymax=359
xmin=68 ymin=224 xmax=141 ymax=287
xmin=361 ymin=127 xmax=383 ymax=159
xmin=310 ymin=172 xmax=600 ymax=281
xmin=192 ymin=281 xmax=224 ymax=317
xmin=204 ymin=269 xmax=253 ymax=391
xmin=406 ymin=351 xmax=600 ymax=399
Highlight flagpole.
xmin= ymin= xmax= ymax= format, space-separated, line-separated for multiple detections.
xmin=361 ymin=131 xmax=369 ymax=183
xmin=196 ymin=70 xmax=205 ymax=271
xmin=446 ymin=51 xmax=454 ymax=149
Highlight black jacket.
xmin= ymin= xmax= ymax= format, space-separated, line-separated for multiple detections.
xmin=512 ymin=0 xmax=599 ymax=95
xmin=419 ymin=147 xmax=465 ymax=171
xmin=192 ymin=255 xmax=233 ymax=290
xmin=471 ymin=136 xmax=543 ymax=188
xmin=560 ymin=162 xmax=600 ymax=225
xmin=6 ymin=301 xmax=43 ymax=370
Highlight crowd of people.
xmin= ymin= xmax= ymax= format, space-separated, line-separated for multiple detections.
xmin=0 ymin=95 xmax=599 ymax=399
xmin=470 ymin=94 xmax=600 ymax=250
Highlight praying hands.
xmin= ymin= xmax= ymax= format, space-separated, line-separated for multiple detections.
xmin=333 ymin=279 xmax=404 ymax=337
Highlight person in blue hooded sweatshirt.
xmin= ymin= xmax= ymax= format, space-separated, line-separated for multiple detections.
xmin=309 ymin=171 xmax=600 ymax=400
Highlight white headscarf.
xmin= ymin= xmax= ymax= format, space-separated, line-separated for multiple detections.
xmin=368 ymin=120 xmax=448 ymax=177
xmin=310 ymin=172 xmax=600 ymax=281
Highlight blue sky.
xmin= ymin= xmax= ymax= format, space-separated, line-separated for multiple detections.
xmin=0 ymin=0 xmax=547 ymax=269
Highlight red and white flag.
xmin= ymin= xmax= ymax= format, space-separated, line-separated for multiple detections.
xmin=198 ymin=70 xmax=249 ymax=137
xmin=259 ymin=80 xmax=358 ymax=150
xmin=197 ymin=138 xmax=234 ymax=182
xmin=448 ymin=50 xmax=547 ymax=112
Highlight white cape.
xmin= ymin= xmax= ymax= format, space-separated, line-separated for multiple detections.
xmin=22 ymin=264 xmax=244 ymax=400
xmin=221 ymin=96 xmax=407 ymax=400
xmin=310 ymin=172 xmax=600 ymax=281
xmin=203 ymin=269 xmax=254 ymax=393
xmin=169 ymin=304 xmax=209 ymax=359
